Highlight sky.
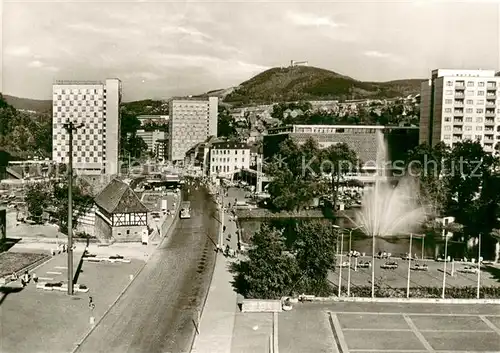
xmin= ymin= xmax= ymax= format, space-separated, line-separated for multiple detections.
xmin=1 ymin=0 xmax=500 ymax=101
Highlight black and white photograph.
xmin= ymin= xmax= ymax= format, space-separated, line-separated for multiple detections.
xmin=1 ymin=1 xmax=500 ymax=352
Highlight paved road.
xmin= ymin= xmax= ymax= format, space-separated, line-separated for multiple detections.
xmin=75 ymin=183 xmax=218 ymax=353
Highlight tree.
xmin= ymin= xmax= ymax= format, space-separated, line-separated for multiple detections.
xmin=231 ymin=224 xmax=299 ymax=299
xmin=266 ymin=137 xmax=324 ymax=211
xmin=292 ymin=220 xmax=338 ymax=295
xmin=25 ymin=182 xmax=52 ymax=221
xmin=23 ymin=178 xmax=93 ymax=234
xmin=320 ymin=143 xmax=358 ymax=211
xmin=217 ymin=105 xmax=237 ymax=138
xmin=443 ymin=140 xmax=498 ymax=237
xmin=405 ymin=142 xmax=450 ymax=216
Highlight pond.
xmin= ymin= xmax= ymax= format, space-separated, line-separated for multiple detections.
xmin=237 ymin=217 xmax=468 ymax=259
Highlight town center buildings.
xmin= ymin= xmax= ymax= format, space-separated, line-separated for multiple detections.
xmin=52 ymin=79 xmax=122 ymax=177
xmin=420 ymin=69 xmax=500 ymax=152
xmin=168 ymin=97 xmax=218 ymax=163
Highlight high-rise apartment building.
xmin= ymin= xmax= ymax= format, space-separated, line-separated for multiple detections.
xmin=52 ymin=79 xmax=122 ymax=176
xmin=168 ymin=97 xmax=218 ymax=162
xmin=420 ymin=69 xmax=500 ymax=152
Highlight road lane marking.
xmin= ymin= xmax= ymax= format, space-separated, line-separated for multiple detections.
xmin=332 ymin=311 xmax=500 ymax=317
xmin=38 ymin=277 xmax=54 ymax=281
xmin=46 ymin=271 xmax=62 ymax=275
xmin=343 ymin=328 xmax=494 ymax=333
xmin=403 ymin=315 xmax=434 ymax=352
xmin=479 ymin=316 xmax=500 ymax=336
xmin=328 ymin=312 xmax=349 ymax=353
xmin=54 ymin=266 xmax=67 ymax=269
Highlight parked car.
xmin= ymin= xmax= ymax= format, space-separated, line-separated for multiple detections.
xmin=381 ymin=261 xmax=398 ymax=269
xmin=459 ymin=266 xmax=479 ymax=274
xmin=411 ymin=263 xmax=429 ymax=271
xmin=358 ymin=261 xmax=371 ymax=268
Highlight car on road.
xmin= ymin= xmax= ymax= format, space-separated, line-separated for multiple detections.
xmin=180 ymin=201 xmax=191 ymax=219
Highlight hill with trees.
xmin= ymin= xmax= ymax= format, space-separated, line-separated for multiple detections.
xmin=223 ymin=66 xmax=424 ymax=105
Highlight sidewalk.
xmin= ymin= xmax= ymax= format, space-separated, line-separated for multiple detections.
xmin=191 ymin=188 xmax=244 ymax=353
xmin=191 ymin=255 xmax=238 ymax=353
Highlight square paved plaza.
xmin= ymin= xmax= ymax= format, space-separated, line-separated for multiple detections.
xmin=331 ymin=311 xmax=500 ymax=352
xmin=279 ymin=303 xmax=500 ymax=353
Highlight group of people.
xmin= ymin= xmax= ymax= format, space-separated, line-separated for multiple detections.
xmin=10 ymin=270 xmax=38 ymax=287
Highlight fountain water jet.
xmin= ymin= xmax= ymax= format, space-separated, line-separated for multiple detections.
xmin=354 ymin=130 xmax=427 ymax=237
xmin=350 ymin=130 xmax=428 ymax=298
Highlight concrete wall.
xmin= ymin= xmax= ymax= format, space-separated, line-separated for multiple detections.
xmin=94 ymin=212 xmax=112 ymax=243
xmin=112 ymin=225 xmax=147 ymax=242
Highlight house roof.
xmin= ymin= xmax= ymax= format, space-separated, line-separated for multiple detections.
xmin=94 ymin=178 xmax=149 ymax=214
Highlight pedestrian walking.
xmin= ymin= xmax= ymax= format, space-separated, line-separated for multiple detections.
xmin=32 ymin=273 xmax=38 ymax=284
xmin=10 ymin=272 xmax=18 ymax=281
xmin=23 ymin=270 xmax=30 ymax=284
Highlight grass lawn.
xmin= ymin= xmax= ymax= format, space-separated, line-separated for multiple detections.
xmin=0 ymin=252 xmax=48 ymax=277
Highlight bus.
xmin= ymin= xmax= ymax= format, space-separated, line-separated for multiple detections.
xmin=180 ymin=201 xmax=191 ymax=219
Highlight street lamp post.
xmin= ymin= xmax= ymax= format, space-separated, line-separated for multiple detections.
xmin=407 ymin=233 xmax=413 ymax=298
xmin=62 ymin=121 xmax=83 ymax=296
xmin=338 ymin=231 xmax=344 ymax=297
xmin=477 ymin=233 xmax=482 ymax=299
xmin=347 ymin=225 xmax=362 ymax=297
xmin=371 ymin=233 xmax=376 ymax=298
xmin=441 ymin=227 xmax=448 ymax=299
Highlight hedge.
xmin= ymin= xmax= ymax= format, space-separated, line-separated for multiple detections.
xmin=345 ymin=286 xmax=500 ymax=299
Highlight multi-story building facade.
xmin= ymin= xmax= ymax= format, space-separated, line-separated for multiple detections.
xmin=168 ymin=97 xmax=218 ymax=163
xmin=209 ymin=141 xmax=250 ymax=176
xmin=137 ymin=115 xmax=169 ymax=126
xmin=154 ymin=139 xmax=169 ymax=162
xmin=420 ymin=69 xmax=500 ymax=152
xmin=52 ymin=79 xmax=121 ymax=177
xmin=264 ymin=124 xmax=419 ymax=172
xmin=136 ymin=129 xmax=167 ymax=154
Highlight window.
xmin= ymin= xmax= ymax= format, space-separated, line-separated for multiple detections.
xmin=476 ymin=135 xmax=482 ymax=140
xmin=476 ymin=126 xmax=483 ymax=131
xmin=444 ymin=126 xmax=451 ymax=131
xmin=478 ymin=91 xmax=485 ymax=96
xmin=465 ymin=117 xmax=473 ymax=122
xmin=445 ymin=108 xmax=452 ymax=113
xmin=444 ymin=117 xmax=451 ymax=122
xmin=444 ymin=135 xmax=451 ymax=139
xmin=477 ymin=100 xmax=484 ymax=105
xmin=466 ymin=100 xmax=473 ymax=105
xmin=466 ymin=108 xmax=473 ymax=113
xmin=476 ymin=117 xmax=483 ymax=123
xmin=476 ymin=108 xmax=484 ymax=114
xmin=465 ymin=126 xmax=472 ymax=131
xmin=467 ymin=81 xmax=474 ymax=87
xmin=445 ymin=99 xmax=453 ymax=104
xmin=466 ymin=90 xmax=475 ymax=96
xmin=478 ymin=82 xmax=485 ymax=87
xmin=446 ymin=90 xmax=453 ymax=95
xmin=446 ymin=81 xmax=453 ymax=86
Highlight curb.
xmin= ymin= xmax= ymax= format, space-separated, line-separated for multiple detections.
xmin=72 ymin=190 xmax=182 ymax=353
xmin=302 ymin=296 xmax=500 ymax=304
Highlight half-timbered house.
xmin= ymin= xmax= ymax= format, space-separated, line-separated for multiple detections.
xmin=94 ymin=179 xmax=149 ymax=242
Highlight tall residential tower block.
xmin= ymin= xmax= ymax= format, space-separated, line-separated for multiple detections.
xmin=52 ymin=79 xmax=122 ymax=176
xmin=420 ymin=69 xmax=500 ymax=152
xmin=168 ymin=97 xmax=218 ymax=162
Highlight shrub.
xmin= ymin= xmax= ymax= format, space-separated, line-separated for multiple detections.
xmin=346 ymin=286 xmax=500 ymax=299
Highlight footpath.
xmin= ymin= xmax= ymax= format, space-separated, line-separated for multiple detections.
xmin=191 ymin=187 xmax=244 ymax=353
